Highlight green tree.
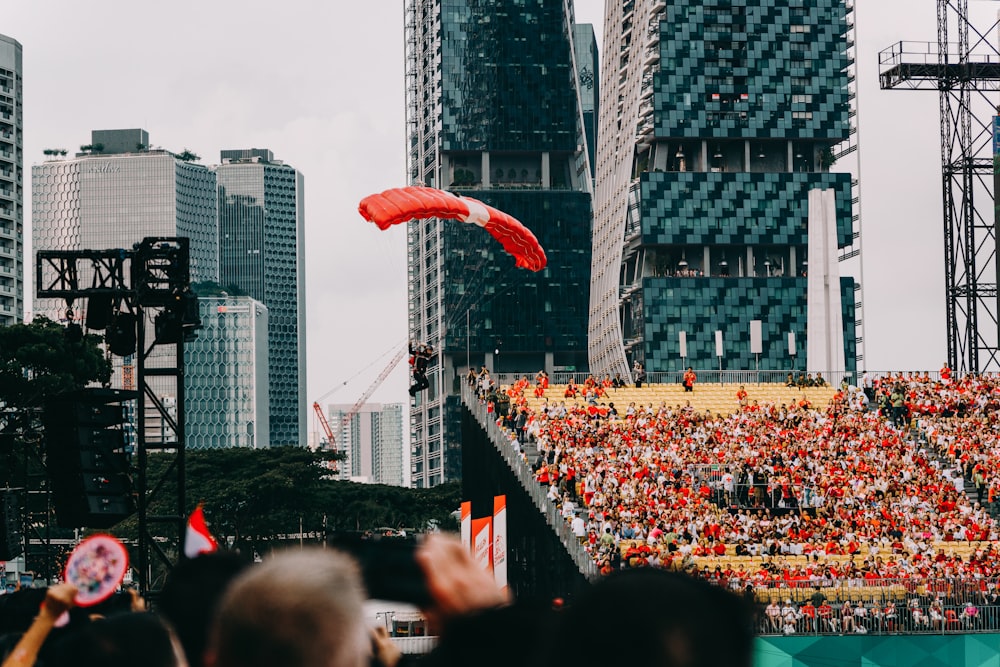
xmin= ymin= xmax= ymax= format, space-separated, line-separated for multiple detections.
xmin=0 ymin=316 xmax=111 ymax=411
xmin=0 ymin=316 xmax=111 ymax=573
xmin=0 ymin=316 xmax=111 ymax=486
xmin=138 ymin=448 xmax=460 ymax=555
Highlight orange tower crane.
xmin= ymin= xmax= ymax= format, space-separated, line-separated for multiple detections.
xmin=312 ymin=347 xmax=407 ymax=470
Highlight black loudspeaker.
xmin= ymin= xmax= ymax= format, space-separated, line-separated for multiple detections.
xmin=0 ymin=489 xmax=23 ymax=561
xmin=85 ymin=293 xmax=115 ymax=331
xmin=106 ymin=312 xmax=137 ymax=357
xmin=43 ymin=389 xmax=137 ymax=529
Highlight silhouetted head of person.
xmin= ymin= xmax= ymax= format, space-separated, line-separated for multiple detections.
xmin=208 ymin=548 xmax=369 ymax=667
xmin=420 ymin=599 xmax=559 ymax=667
xmin=48 ymin=612 xmax=186 ymax=667
xmin=158 ymin=552 xmax=250 ymax=667
xmin=555 ymin=569 xmax=755 ymax=667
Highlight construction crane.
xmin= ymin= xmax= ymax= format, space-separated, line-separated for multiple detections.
xmin=312 ymin=346 xmax=407 ymax=472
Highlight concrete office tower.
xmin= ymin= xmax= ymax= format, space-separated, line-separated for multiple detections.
xmin=405 ymin=0 xmax=594 ymax=487
xmin=0 ymin=35 xmax=22 ymax=326
xmin=589 ymin=0 xmax=856 ymax=377
xmin=214 ymin=149 xmax=306 ymax=448
xmin=185 ymin=296 xmax=269 ymax=450
xmin=32 ymin=129 xmax=219 ymax=326
xmin=329 ymin=403 xmax=404 ymax=486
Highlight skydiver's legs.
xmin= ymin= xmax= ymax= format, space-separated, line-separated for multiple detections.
xmin=409 ymin=371 xmax=429 ymax=396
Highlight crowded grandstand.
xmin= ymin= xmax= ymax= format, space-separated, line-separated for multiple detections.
xmin=473 ymin=369 xmax=1000 ymax=635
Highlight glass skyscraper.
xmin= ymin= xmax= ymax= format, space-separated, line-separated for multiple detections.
xmin=589 ymin=0 xmax=856 ymax=376
xmin=185 ymin=296 xmax=269 ymax=450
xmin=0 ymin=35 xmax=23 ymax=326
xmin=405 ymin=0 xmax=594 ymax=487
xmin=214 ymin=149 xmax=306 ymax=448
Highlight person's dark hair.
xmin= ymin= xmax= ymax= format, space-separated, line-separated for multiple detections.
xmin=157 ymin=552 xmax=250 ymax=667
xmin=555 ymin=569 xmax=755 ymax=667
xmin=0 ymin=588 xmax=47 ymax=634
xmin=421 ymin=600 xmax=557 ymax=667
xmin=47 ymin=612 xmax=183 ymax=667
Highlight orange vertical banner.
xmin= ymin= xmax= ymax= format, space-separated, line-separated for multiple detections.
xmin=460 ymin=501 xmax=472 ymax=552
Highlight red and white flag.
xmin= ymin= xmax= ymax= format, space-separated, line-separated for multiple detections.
xmin=185 ymin=504 xmax=219 ymax=558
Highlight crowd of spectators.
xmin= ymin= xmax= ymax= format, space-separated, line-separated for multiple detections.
xmin=477 ymin=368 xmax=1000 ymax=634
xmin=0 ymin=536 xmax=755 ymax=667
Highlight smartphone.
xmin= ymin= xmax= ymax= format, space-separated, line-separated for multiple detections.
xmin=329 ymin=533 xmax=431 ymax=607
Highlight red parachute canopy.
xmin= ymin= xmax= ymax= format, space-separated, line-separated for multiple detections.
xmin=358 ymin=186 xmax=547 ymax=272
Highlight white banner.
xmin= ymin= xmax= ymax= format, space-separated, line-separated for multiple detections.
xmin=493 ymin=495 xmax=508 ymax=593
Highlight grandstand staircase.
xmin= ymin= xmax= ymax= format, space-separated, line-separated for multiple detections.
xmin=461 ymin=385 xmax=599 ymax=580
xmin=921 ymin=430 xmax=992 ymax=516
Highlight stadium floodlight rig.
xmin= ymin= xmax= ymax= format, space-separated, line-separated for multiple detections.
xmin=879 ymin=0 xmax=1000 ymax=373
xmin=36 ymin=237 xmax=199 ymax=595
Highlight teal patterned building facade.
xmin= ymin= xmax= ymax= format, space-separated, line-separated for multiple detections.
xmin=405 ymin=0 xmax=593 ymax=486
xmin=184 ymin=296 xmax=269 ymax=450
xmin=590 ymin=0 xmax=856 ymax=376
xmin=215 ymin=149 xmax=306 ymax=447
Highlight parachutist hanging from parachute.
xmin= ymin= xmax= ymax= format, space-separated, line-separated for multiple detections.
xmin=408 ymin=340 xmax=434 ymax=397
xmin=359 ymin=186 xmax=547 ymax=397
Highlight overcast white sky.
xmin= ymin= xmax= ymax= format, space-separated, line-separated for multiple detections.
xmin=3 ymin=1 xmax=978 ymax=418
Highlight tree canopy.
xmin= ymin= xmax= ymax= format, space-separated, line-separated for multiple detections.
xmin=0 ymin=316 xmax=111 ymax=412
xmin=142 ymin=447 xmax=460 ymax=555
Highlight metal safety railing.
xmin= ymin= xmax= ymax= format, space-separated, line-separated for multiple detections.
xmin=461 ymin=384 xmax=599 ymax=581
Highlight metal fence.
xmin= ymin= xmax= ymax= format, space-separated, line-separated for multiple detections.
xmin=716 ymin=577 xmax=1000 ymax=635
xmin=483 ymin=369 xmax=967 ymax=389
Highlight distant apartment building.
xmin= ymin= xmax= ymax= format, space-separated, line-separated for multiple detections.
xmin=328 ymin=403 xmax=404 ymax=486
xmin=214 ymin=149 xmax=306 ymax=447
xmin=0 ymin=35 xmax=22 ymax=325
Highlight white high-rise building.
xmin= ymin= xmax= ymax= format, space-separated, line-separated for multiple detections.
xmin=32 ymin=129 xmax=218 ymax=323
xmin=328 ymin=403 xmax=404 ymax=486
xmin=0 ymin=35 xmax=22 ymax=326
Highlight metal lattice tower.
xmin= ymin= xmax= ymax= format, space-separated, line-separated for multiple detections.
xmin=880 ymin=0 xmax=1000 ymax=373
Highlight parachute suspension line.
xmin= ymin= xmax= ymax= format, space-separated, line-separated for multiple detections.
xmin=375 ymin=222 xmax=408 ymax=284
xmin=444 ymin=263 xmax=520 ymax=332
xmin=315 ymin=338 xmax=407 ymax=405
xmin=443 ymin=254 xmax=492 ymax=328
xmin=450 ymin=266 xmax=520 ymax=328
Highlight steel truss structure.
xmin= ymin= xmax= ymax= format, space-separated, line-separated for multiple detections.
xmin=35 ymin=237 xmax=193 ymax=594
xmin=880 ymin=0 xmax=1000 ymax=372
